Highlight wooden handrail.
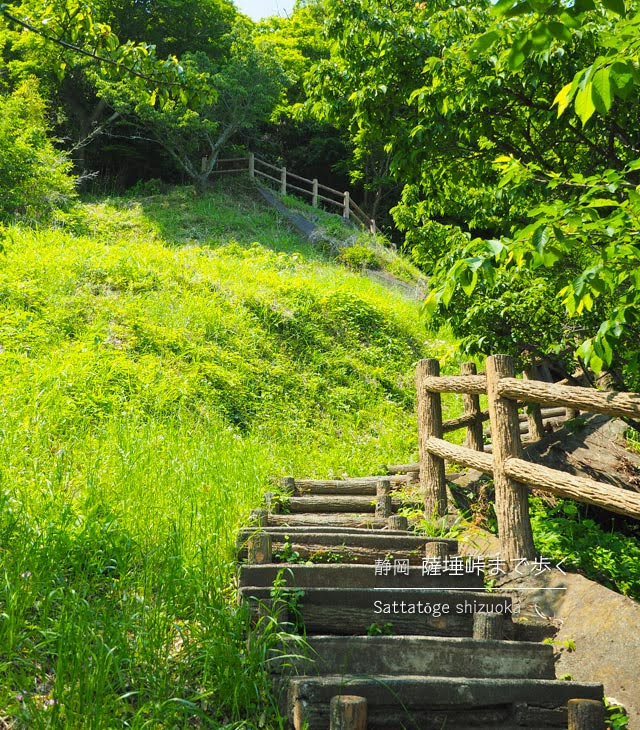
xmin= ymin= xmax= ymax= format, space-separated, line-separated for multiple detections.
xmin=253 ymin=157 xmax=281 ymax=172
xmin=497 ymin=378 xmax=640 ymax=419
xmin=422 ymin=375 xmax=487 ymax=395
xmin=415 ymin=355 xmax=640 ymax=562
xmin=238 ymin=153 xmax=376 ymax=232
xmin=424 ymin=438 xmax=640 ymax=519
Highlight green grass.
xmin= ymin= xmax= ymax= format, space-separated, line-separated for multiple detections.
xmin=0 ymin=182 xmax=460 ymax=728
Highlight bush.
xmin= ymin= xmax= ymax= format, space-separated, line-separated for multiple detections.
xmin=338 ymin=243 xmax=382 ymax=270
xmin=0 ymin=80 xmax=76 ymax=223
xmin=530 ymin=498 xmax=640 ymax=600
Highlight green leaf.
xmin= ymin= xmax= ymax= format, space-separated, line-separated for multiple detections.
xmin=548 ymin=21 xmax=572 ymax=42
xmin=572 ymin=0 xmax=596 ymax=11
xmin=553 ymin=69 xmax=584 ymax=117
xmin=470 ymin=30 xmax=500 ymax=57
xmin=591 ymin=67 xmax=613 ymax=115
xmin=532 ymin=224 xmax=550 ymax=251
xmin=494 ymin=0 xmax=517 ymax=11
xmin=530 ymin=23 xmax=552 ymax=51
xmin=610 ymin=61 xmax=634 ymax=100
xmin=460 ymin=269 xmax=478 ymax=296
xmin=508 ymin=36 xmax=531 ymax=70
xmin=602 ymin=0 xmax=626 ymax=16
xmin=589 ymin=352 xmax=604 ymax=373
xmin=574 ymin=84 xmax=596 ymax=125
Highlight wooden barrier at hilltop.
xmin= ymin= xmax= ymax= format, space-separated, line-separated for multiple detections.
xmin=415 ymin=355 xmax=640 ymax=562
xmin=208 ymin=152 xmax=376 ymax=233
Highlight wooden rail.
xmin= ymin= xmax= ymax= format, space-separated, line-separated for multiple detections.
xmin=416 ymin=356 xmax=640 ymax=561
xmin=211 ymin=153 xmax=376 ymax=234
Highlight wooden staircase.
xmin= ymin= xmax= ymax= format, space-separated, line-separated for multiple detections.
xmin=237 ymin=475 xmax=606 ymax=729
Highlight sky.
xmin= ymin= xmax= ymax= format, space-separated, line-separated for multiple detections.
xmin=234 ymin=0 xmax=296 ymax=21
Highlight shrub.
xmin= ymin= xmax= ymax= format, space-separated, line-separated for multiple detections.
xmin=338 ymin=243 xmax=382 ymax=270
xmin=0 ymin=80 xmax=76 ymax=223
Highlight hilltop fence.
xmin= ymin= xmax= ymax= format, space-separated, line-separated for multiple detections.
xmin=411 ymin=355 xmax=640 ymax=561
xmin=208 ymin=152 xmax=376 ymax=234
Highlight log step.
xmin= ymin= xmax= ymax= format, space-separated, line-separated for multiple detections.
xmin=240 ymin=587 xmax=511 ymax=636
xmin=288 ymin=675 xmax=603 ymax=730
xmin=285 ymin=495 xmax=409 ymax=514
xmin=239 ymin=526 xmax=414 ymax=536
xmin=238 ymin=563 xmax=484 ymax=590
xmin=237 ymin=530 xmax=458 ymax=564
xmin=268 ymin=513 xmax=389 ymax=529
xmin=274 ymin=635 xmax=555 ymax=679
xmin=292 ymin=475 xmax=413 ymax=495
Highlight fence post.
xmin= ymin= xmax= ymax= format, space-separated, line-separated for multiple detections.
xmin=343 ymin=191 xmax=350 ymax=220
xmin=248 ymin=152 xmax=255 ymax=180
xmin=375 ymin=478 xmax=392 ymax=518
xmin=523 ymin=366 xmax=545 ymax=441
xmin=473 ymin=611 xmax=504 ymax=640
xmin=388 ymin=514 xmax=408 ymax=530
xmin=330 ymin=695 xmax=367 ymax=730
xmin=486 ymin=355 xmax=536 ymax=562
xmin=567 ymin=699 xmax=605 ymax=729
xmin=312 ymin=179 xmax=318 ymax=208
xmin=280 ymin=166 xmax=287 ymax=195
xmin=201 ymin=156 xmax=208 ymax=173
xmin=370 ymin=219 xmax=376 ymax=235
xmin=247 ymin=533 xmax=272 ymax=564
xmin=461 ymin=362 xmax=484 ymax=451
xmin=416 ymin=359 xmax=447 ymax=519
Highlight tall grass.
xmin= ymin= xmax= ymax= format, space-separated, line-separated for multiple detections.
xmin=0 ymin=184 xmax=460 ymax=727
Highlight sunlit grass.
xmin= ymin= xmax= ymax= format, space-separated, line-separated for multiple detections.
xmin=0 ymin=184 xmax=462 ymax=727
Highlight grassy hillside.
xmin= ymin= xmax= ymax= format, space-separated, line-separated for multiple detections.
xmin=0 ymin=183 xmax=458 ymax=728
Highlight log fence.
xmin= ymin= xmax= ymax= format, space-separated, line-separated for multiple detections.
xmin=415 ymin=355 xmax=640 ymax=561
xmin=208 ymin=152 xmax=376 ymax=233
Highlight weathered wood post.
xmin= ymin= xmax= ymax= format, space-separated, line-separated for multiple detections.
xmin=370 ymin=219 xmax=376 ymax=235
xmin=248 ymin=152 xmax=255 ymax=180
xmin=486 ymin=355 xmax=536 ymax=562
xmin=425 ymin=541 xmax=449 ymax=561
xmin=280 ymin=166 xmax=287 ymax=195
xmin=280 ymin=476 xmax=296 ymax=495
xmin=461 ymin=362 xmax=484 ymax=451
xmin=375 ymin=478 xmax=392 ymax=518
xmin=473 ymin=612 xmax=504 ymax=640
xmin=416 ymin=359 xmax=447 ymax=518
xmin=201 ymin=156 xmax=208 ymax=173
xmin=330 ymin=695 xmax=367 ymax=730
xmin=343 ymin=191 xmax=350 ymax=220
xmin=264 ymin=491 xmax=279 ymax=513
xmin=247 ymin=533 xmax=272 ymax=564
xmin=388 ymin=514 xmax=408 ymax=531
xmin=523 ymin=366 xmax=545 ymax=441
xmin=567 ymin=699 xmax=605 ymax=729
xmin=312 ymin=179 xmax=319 ymax=208
xmin=249 ymin=509 xmax=268 ymax=527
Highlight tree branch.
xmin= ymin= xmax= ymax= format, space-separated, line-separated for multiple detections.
xmin=1 ymin=8 xmax=185 ymax=88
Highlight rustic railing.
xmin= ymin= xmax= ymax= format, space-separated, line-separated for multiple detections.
xmin=208 ymin=152 xmax=376 ymax=233
xmin=414 ymin=355 xmax=640 ymax=561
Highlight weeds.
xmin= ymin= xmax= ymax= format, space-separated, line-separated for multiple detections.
xmin=0 ymin=184 xmax=455 ymax=726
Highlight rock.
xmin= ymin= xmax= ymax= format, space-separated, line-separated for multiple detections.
xmin=497 ymin=566 xmax=640 ymax=728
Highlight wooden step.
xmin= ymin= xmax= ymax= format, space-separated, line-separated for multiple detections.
xmin=238 ymin=563 xmax=484 ymax=590
xmin=274 ymin=635 xmax=555 ymax=679
xmin=240 ymin=587 xmax=511 ymax=636
xmin=285 ymin=495 xmax=409 ymax=514
xmin=288 ymin=675 xmax=603 ymax=730
xmin=268 ymin=513 xmax=389 ymax=529
xmin=237 ymin=529 xmax=457 ymax=564
xmin=239 ymin=526 xmax=413 ymax=537
xmin=292 ymin=475 xmax=413 ymax=495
